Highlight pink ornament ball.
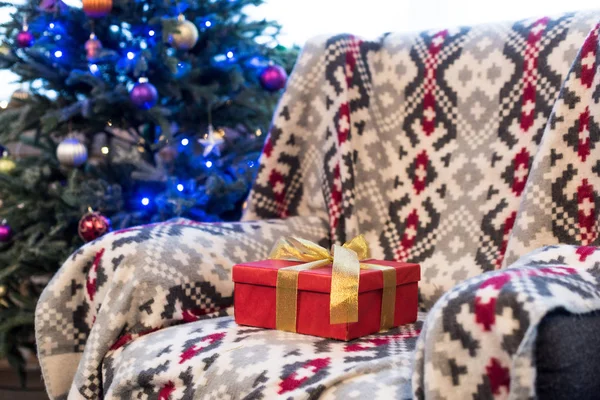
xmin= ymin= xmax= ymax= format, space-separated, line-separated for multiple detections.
xmin=0 ymin=223 xmax=11 ymax=242
xmin=16 ymin=30 xmax=34 ymax=48
xmin=259 ymin=64 xmax=288 ymax=92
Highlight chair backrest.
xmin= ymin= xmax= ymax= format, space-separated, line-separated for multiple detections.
xmin=245 ymin=11 xmax=600 ymax=309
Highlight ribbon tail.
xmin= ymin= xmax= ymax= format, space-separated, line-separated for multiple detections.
xmin=330 ymin=245 xmax=361 ymax=324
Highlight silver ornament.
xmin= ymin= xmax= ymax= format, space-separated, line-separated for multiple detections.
xmin=56 ymin=138 xmax=88 ymax=167
xmin=169 ymin=17 xmax=199 ymax=50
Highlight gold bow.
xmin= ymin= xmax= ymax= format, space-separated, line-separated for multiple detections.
xmin=269 ymin=235 xmax=397 ymax=333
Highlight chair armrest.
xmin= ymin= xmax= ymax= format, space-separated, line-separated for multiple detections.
xmin=413 ymin=245 xmax=600 ymax=399
xmin=35 ymin=216 xmax=327 ymax=399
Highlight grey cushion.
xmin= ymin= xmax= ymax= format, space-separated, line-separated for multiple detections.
xmin=536 ymin=308 xmax=600 ymax=399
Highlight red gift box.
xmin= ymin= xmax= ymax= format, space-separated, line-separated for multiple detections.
xmin=232 ymin=259 xmax=420 ymax=340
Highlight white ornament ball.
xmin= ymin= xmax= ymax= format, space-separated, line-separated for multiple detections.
xmin=56 ymin=138 xmax=88 ymax=167
xmin=169 ymin=19 xmax=199 ymax=50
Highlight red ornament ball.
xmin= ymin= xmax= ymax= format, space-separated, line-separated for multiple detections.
xmin=259 ymin=64 xmax=288 ymax=92
xmin=0 ymin=222 xmax=11 ymax=243
xmin=85 ymin=34 xmax=103 ymax=61
xmin=78 ymin=211 xmax=111 ymax=242
xmin=130 ymin=80 xmax=158 ymax=110
xmin=16 ymin=30 xmax=34 ymax=48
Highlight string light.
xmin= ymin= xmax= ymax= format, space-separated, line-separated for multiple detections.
xmin=255 ymin=129 xmax=262 ymax=137
xmin=181 ymin=138 xmax=189 ymax=146
xmin=247 ymin=161 xmax=255 ymax=167
xmin=54 ymin=50 xmax=63 ymax=58
xmin=110 ymin=25 xmax=119 ymax=33
xmin=148 ymin=30 xmax=155 ymax=37
xmin=205 ymin=161 xmax=213 ymax=168
xmin=101 ymin=146 xmax=109 ymax=154
xmin=177 ymin=184 xmax=184 ymax=192
xmin=89 ymin=64 xmax=99 ymax=73
xmin=141 ymin=197 xmax=150 ymax=206
xmin=127 ymin=51 xmax=135 ymax=60
xmin=49 ymin=23 xmax=55 ymax=29
xmin=140 ymin=41 xmax=148 ymax=49
xmin=205 ymin=21 xmax=212 ymax=27
xmin=226 ymin=51 xmax=234 ymax=59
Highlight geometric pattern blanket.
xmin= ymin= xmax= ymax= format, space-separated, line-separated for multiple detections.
xmin=36 ymin=11 xmax=600 ymax=400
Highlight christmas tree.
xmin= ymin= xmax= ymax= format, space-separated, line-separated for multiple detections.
xmin=0 ymin=0 xmax=294 ymax=379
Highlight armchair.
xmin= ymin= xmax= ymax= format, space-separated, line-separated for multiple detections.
xmin=36 ymin=10 xmax=600 ymax=399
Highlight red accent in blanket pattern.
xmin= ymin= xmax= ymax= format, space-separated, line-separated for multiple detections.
xmin=421 ymin=30 xmax=448 ymax=136
xmin=576 ymin=246 xmax=596 ymax=262
xmin=328 ymin=164 xmax=343 ymax=239
xmin=263 ymin=136 xmax=274 ymax=158
xmin=86 ymin=248 xmax=105 ymax=302
xmin=512 ymin=148 xmax=530 ymax=196
xmin=158 ymin=381 xmax=176 ymax=400
xmin=337 ymin=103 xmax=350 ymax=143
xmin=474 ymin=273 xmax=512 ymax=331
xmin=577 ymin=179 xmax=597 ymax=243
xmin=413 ymin=151 xmax=429 ymax=195
xmin=486 ymin=357 xmax=511 ymax=396
xmin=520 ymin=17 xmax=549 ymax=133
xmin=268 ymin=169 xmax=288 ymax=218
xmin=179 ymin=332 xmax=226 ymax=364
xmin=344 ymin=330 xmax=422 ymax=352
xmin=579 ymin=23 xmax=599 ymax=88
xmin=278 ymin=358 xmax=331 ymax=394
xmin=495 ymin=212 xmax=517 ymax=269
xmin=344 ymin=37 xmax=359 ymax=88
xmin=395 ymin=209 xmax=419 ymax=262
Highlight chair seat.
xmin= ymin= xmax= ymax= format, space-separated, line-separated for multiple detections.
xmin=102 ymin=314 xmax=425 ymax=399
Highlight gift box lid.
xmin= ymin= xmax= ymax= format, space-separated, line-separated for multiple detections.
xmin=232 ymin=259 xmax=420 ymax=294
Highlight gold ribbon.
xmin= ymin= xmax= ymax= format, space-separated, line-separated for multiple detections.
xmin=269 ymin=235 xmax=397 ymax=333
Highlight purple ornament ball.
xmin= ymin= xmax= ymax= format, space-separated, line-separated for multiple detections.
xmin=0 ymin=223 xmax=11 ymax=242
xmin=130 ymin=81 xmax=158 ymax=110
xmin=16 ymin=30 xmax=34 ymax=48
xmin=259 ymin=64 xmax=288 ymax=92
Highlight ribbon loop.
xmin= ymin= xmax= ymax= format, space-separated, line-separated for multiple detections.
xmin=270 ymin=235 xmax=396 ymax=333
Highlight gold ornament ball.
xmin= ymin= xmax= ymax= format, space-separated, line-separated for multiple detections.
xmin=0 ymin=158 xmax=16 ymax=174
xmin=82 ymin=0 xmax=112 ymax=18
xmin=56 ymin=138 xmax=88 ymax=168
xmin=169 ymin=19 xmax=199 ymax=50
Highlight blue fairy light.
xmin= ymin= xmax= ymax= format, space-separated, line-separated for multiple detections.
xmin=226 ymin=51 xmax=234 ymax=59
xmin=181 ymin=138 xmax=189 ymax=146
xmin=140 ymin=41 xmax=148 ymax=50
xmin=205 ymin=161 xmax=213 ymax=168
xmin=110 ymin=25 xmax=119 ymax=33
xmin=177 ymin=184 xmax=184 ymax=192
xmin=141 ymin=197 xmax=150 ymax=206
xmin=54 ymin=50 xmax=63 ymax=58
xmin=89 ymin=64 xmax=99 ymax=74
xmin=247 ymin=161 xmax=255 ymax=167
xmin=49 ymin=23 xmax=55 ymax=29
xmin=148 ymin=30 xmax=155 ymax=37
xmin=127 ymin=51 xmax=135 ymax=60
xmin=205 ymin=21 xmax=212 ymax=27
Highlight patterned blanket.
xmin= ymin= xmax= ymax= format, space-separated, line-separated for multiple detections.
xmin=36 ymin=11 xmax=600 ymax=399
